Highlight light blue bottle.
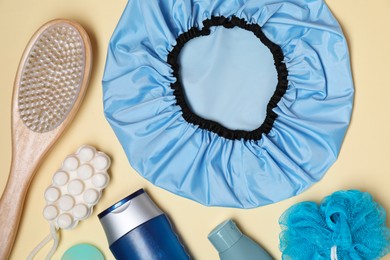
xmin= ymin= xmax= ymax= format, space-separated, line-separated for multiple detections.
xmin=208 ymin=219 xmax=273 ymax=260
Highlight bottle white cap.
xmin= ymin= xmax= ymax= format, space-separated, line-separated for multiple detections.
xmin=98 ymin=189 xmax=163 ymax=245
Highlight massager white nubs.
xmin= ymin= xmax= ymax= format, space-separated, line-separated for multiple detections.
xmin=28 ymin=145 xmax=111 ymax=260
xmin=44 ymin=145 xmax=110 ymax=229
xmin=0 ymin=19 xmax=91 ymax=259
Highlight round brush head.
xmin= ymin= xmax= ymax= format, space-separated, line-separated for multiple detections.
xmin=17 ymin=20 xmax=88 ymax=133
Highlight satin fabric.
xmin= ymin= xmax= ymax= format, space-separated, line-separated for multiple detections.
xmin=103 ymin=0 xmax=354 ymax=208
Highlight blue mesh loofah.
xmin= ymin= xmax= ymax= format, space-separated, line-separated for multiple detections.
xmin=279 ymin=190 xmax=390 ymax=260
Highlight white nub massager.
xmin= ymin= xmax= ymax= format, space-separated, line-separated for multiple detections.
xmin=28 ymin=145 xmax=111 ymax=260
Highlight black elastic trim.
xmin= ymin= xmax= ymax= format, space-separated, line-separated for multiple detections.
xmin=167 ymin=15 xmax=288 ymax=141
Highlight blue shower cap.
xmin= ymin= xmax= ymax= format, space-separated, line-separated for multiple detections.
xmin=279 ymin=190 xmax=390 ymax=259
xmin=103 ymin=0 xmax=354 ymax=208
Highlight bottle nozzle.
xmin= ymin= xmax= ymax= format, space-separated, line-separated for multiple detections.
xmin=208 ymin=219 xmax=243 ymax=253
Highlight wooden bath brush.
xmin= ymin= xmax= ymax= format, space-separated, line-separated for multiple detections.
xmin=0 ymin=19 xmax=92 ymax=259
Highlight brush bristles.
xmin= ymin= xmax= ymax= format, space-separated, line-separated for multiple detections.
xmin=18 ymin=23 xmax=85 ymax=132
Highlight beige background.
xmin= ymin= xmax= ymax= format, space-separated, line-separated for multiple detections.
xmin=1 ymin=0 xmax=390 ymax=259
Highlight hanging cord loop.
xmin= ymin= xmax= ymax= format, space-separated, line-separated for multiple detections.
xmin=27 ymin=224 xmax=59 ymax=260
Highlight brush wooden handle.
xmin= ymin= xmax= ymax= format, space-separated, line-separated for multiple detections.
xmin=0 ymin=125 xmax=58 ymax=260
xmin=0 ymin=159 xmax=37 ymax=259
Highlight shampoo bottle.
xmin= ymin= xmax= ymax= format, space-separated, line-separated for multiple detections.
xmin=99 ymin=189 xmax=189 ymax=260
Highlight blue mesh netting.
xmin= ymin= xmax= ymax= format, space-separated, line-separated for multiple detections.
xmin=279 ymin=190 xmax=390 ymax=259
